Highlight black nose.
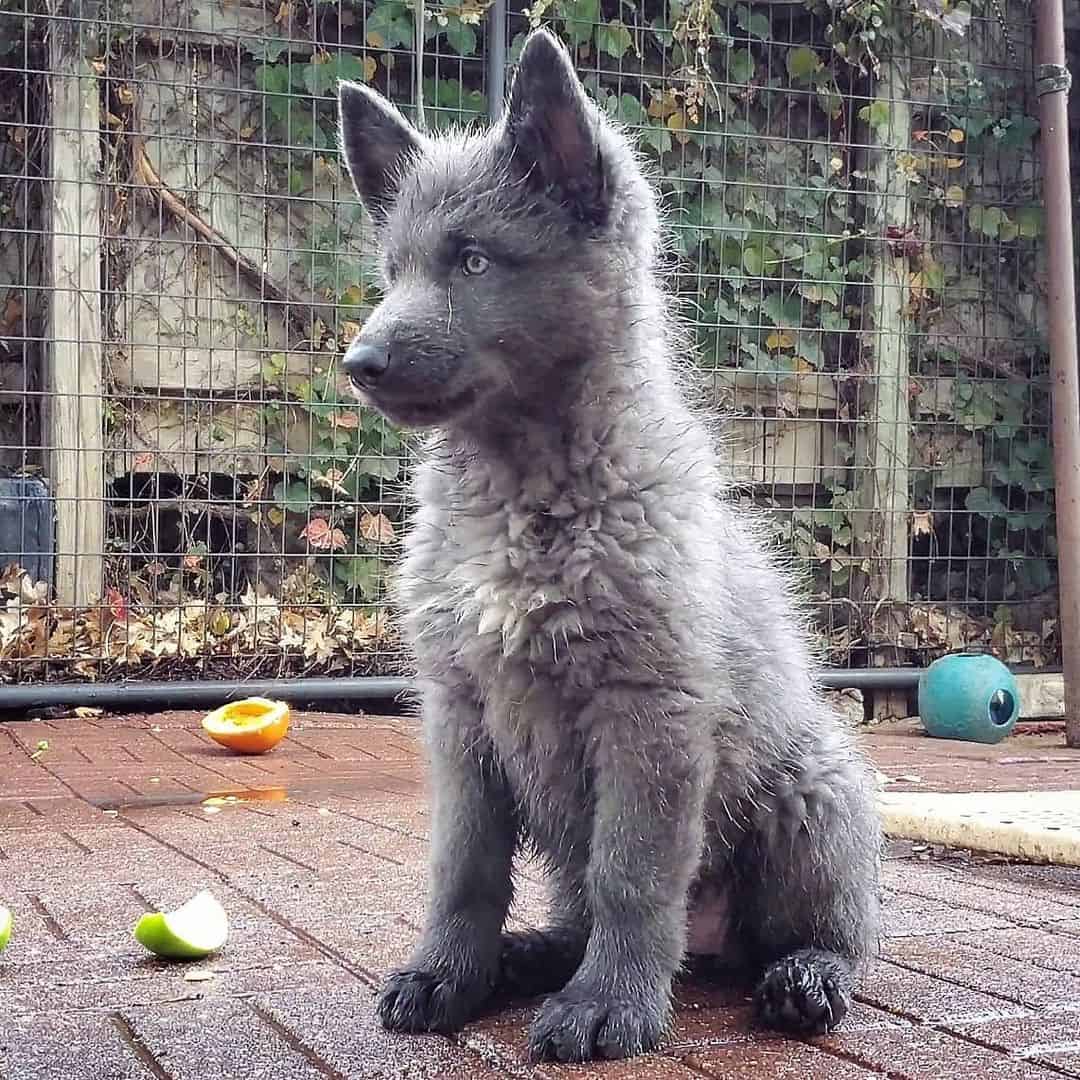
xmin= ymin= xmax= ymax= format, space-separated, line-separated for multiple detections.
xmin=342 ymin=342 xmax=390 ymax=384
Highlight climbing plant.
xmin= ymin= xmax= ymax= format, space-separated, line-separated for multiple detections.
xmin=28 ymin=0 xmax=1038 ymax=672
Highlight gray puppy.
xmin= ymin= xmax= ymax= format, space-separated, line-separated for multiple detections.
xmin=337 ymin=27 xmax=880 ymax=1064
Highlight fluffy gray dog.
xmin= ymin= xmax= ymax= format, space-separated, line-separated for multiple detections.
xmin=337 ymin=26 xmax=880 ymax=1064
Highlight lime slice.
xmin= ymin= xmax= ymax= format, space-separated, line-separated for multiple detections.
xmin=133 ymin=889 xmax=228 ymax=960
xmin=0 ymin=905 xmax=11 ymax=952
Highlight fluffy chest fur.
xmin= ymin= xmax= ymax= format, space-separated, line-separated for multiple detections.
xmin=395 ymin=396 xmax=724 ymax=834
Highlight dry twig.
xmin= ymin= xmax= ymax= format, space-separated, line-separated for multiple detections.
xmin=131 ymin=135 xmax=313 ymax=340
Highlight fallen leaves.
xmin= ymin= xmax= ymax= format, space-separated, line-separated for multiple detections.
xmin=0 ymin=564 xmax=393 ymax=677
xmin=905 ymin=605 xmax=1055 ymax=667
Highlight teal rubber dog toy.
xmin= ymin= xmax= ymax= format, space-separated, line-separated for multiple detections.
xmin=917 ymin=653 xmax=1019 ymax=744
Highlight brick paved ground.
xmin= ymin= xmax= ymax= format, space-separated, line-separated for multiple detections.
xmin=2 ymin=710 xmax=1079 ymax=1079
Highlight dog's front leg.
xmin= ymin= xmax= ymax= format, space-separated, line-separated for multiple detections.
xmin=378 ymin=681 xmax=517 ymax=1035
xmin=527 ymin=690 xmax=710 ymax=1063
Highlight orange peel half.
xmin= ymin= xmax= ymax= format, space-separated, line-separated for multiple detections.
xmin=201 ymin=697 xmax=290 ymax=755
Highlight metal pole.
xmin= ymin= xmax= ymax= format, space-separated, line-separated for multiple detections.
xmin=486 ymin=0 xmax=507 ymax=122
xmin=1 ymin=666 xmax=1061 ymax=717
xmin=0 ymin=676 xmax=413 ymax=713
xmin=1035 ymin=0 xmax=1080 ymax=748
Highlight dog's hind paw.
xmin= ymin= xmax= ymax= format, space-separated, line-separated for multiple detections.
xmin=753 ymin=949 xmax=852 ymax=1036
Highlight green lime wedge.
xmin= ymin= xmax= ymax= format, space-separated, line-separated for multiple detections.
xmin=133 ymin=889 xmax=228 ymax=960
xmin=0 ymin=905 xmax=11 ymax=952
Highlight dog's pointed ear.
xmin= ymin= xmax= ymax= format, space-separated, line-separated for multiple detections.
xmin=338 ymin=81 xmax=422 ymax=221
xmin=501 ymin=28 xmax=610 ymax=226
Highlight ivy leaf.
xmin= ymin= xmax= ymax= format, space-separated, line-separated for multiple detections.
xmin=965 ymin=487 xmax=1008 ymax=519
xmin=272 ymin=480 xmax=313 ymax=514
xmin=1014 ymin=205 xmax=1044 ymax=238
xmin=334 ymin=556 xmax=383 ymax=597
xmin=793 ymin=332 xmax=824 ymax=368
xmin=816 ymin=87 xmax=843 ymax=120
xmin=993 ymin=113 xmax=1039 ymax=149
xmin=302 ymin=54 xmax=376 ymax=98
xmin=242 ymin=36 xmax=292 ymax=62
xmin=766 ymin=330 xmax=795 ymax=350
xmin=968 ymin=205 xmax=1009 ymax=239
xmin=857 ymin=100 xmax=891 ymax=135
xmin=799 ymin=282 xmax=840 ymax=305
xmin=786 ymin=46 xmax=822 ymax=82
xmin=639 ymin=122 xmax=673 ymax=156
xmin=728 ymin=48 xmax=755 ymax=84
xmin=556 ymin=0 xmax=600 ymax=45
xmin=742 ymin=246 xmax=764 ymax=277
xmin=300 ymin=517 xmax=348 ymax=551
xmin=734 ymin=3 xmax=770 ymax=40
xmin=762 ymin=292 xmax=803 ymax=326
xmin=443 ymin=17 xmax=477 ymax=56
xmin=921 ymin=260 xmax=945 ymax=294
xmin=366 ymin=1 xmax=414 ymax=49
xmin=714 ymin=295 xmax=741 ymax=323
xmin=360 ymin=511 xmax=397 ymax=544
xmin=254 ymin=63 xmax=291 ymax=95
xmin=357 ymin=454 xmax=401 ymax=479
xmin=943 ymin=184 xmax=965 ymax=208
xmin=606 ymin=92 xmax=646 ymax=127
xmin=596 ymin=19 xmax=633 ymax=59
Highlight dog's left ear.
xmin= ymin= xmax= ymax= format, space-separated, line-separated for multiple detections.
xmin=338 ymin=81 xmax=423 ymax=221
xmin=501 ymin=28 xmax=610 ymax=227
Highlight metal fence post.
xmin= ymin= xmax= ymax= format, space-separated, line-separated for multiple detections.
xmin=486 ymin=0 xmax=508 ymax=122
xmin=1035 ymin=0 xmax=1080 ymax=748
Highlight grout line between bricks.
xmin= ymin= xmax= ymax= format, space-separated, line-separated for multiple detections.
xmin=943 ymin=937 xmax=1080 ymax=982
xmin=335 ymin=837 xmax=405 ymax=867
xmin=930 ymin=1018 xmax=1080 ymax=1078
xmin=248 ymin=1002 xmax=350 ymax=1080
xmin=60 ymin=829 xmax=94 ymax=855
xmin=834 ymin=998 xmax=1076 ymax=1080
xmin=109 ymin=1013 xmax=177 ymax=1080
xmin=258 ymin=843 xmax=319 ymax=873
xmin=869 ymin=957 xmax=1030 ymax=1010
xmin=312 ymin=801 xmax=429 ymax=842
xmin=28 ymin=894 xmax=69 ymax=942
xmin=277 ymin=734 xmax=336 ymax=760
xmin=852 ymin=984 xmax=1080 ymax=1076
xmin=886 ymin=878 xmax=1078 ymax=929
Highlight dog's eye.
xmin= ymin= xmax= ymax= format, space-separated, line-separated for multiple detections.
xmin=461 ymin=250 xmax=490 ymax=276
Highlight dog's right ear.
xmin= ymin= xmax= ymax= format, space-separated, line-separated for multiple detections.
xmin=338 ymin=81 xmax=422 ymax=221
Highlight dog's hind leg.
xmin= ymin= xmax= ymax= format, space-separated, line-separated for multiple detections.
xmin=735 ymin=723 xmax=881 ymax=1036
xmin=497 ymin=864 xmax=590 ymax=998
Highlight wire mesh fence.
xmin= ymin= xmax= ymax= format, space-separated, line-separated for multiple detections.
xmin=0 ymin=0 xmax=1057 ymax=687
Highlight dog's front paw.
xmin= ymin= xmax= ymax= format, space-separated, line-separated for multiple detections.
xmin=753 ymin=949 xmax=852 ymax=1036
xmin=527 ymin=989 xmax=668 ymax=1063
xmin=377 ymin=968 xmax=491 ymax=1035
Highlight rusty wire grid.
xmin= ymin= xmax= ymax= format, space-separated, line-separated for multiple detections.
xmin=0 ymin=0 xmax=1056 ymax=687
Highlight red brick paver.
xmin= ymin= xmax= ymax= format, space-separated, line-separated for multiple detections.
xmin=2 ymin=711 xmax=1079 ymax=1079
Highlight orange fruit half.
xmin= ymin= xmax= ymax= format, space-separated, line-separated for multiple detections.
xmin=201 ymin=697 xmax=291 ymax=755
